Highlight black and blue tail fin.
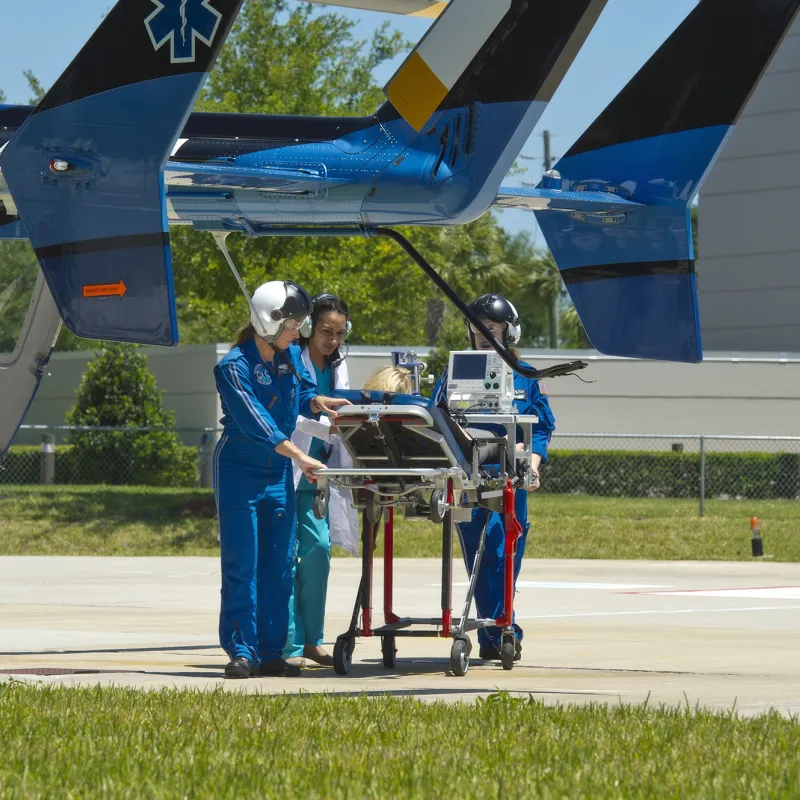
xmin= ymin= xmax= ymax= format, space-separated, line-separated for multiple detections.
xmin=379 ymin=0 xmax=608 ymax=221
xmin=532 ymin=0 xmax=800 ymax=363
xmin=0 ymin=0 xmax=243 ymax=346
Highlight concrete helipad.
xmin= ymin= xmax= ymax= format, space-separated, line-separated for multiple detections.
xmin=1 ymin=556 xmax=799 ymax=715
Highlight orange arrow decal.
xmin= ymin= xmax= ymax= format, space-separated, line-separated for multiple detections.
xmin=82 ymin=280 xmax=127 ymax=299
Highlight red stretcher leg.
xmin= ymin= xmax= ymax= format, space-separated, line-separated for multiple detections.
xmin=361 ymin=511 xmax=374 ymax=637
xmin=440 ymin=479 xmax=454 ymax=638
xmin=384 ymin=506 xmax=399 ymax=624
xmin=496 ymin=479 xmax=522 ymax=629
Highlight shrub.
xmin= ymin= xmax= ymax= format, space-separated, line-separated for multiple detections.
xmin=540 ymin=449 xmax=800 ymax=500
xmin=65 ymin=342 xmax=197 ymax=486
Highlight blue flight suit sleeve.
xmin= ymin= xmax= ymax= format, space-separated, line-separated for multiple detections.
xmin=214 ymin=359 xmax=290 ymax=453
xmin=524 ymin=378 xmax=556 ymax=462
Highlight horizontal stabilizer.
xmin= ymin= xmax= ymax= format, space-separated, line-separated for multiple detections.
xmin=495 ymin=186 xmax=640 ymax=214
xmin=0 ymin=0 xmax=243 ymax=346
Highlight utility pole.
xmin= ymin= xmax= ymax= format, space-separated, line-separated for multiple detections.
xmin=543 ymin=129 xmax=552 ymax=172
xmin=543 ymin=130 xmax=559 ymax=349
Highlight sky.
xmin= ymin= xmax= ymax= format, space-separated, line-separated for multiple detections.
xmin=0 ymin=0 xmax=699 ymax=243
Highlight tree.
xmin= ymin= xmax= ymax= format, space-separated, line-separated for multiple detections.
xmin=0 ymin=243 xmax=39 ymax=353
xmin=410 ymin=214 xmax=517 ymax=345
xmin=66 ymin=342 xmax=196 ymax=485
xmin=197 ymin=1 xmax=406 ymax=116
xmin=23 ymin=70 xmax=45 ymax=104
xmin=560 ymin=303 xmax=591 ymax=349
xmin=500 ymin=234 xmax=562 ymax=347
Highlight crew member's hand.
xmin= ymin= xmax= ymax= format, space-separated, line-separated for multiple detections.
xmin=298 ymin=454 xmax=326 ymax=483
xmin=528 ymin=469 xmax=541 ymax=492
xmin=313 ymin=396 xmax=352 ymax=419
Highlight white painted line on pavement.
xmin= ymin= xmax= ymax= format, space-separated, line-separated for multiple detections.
xmin=516 ymin=605 xmax=800 ymax=621
xmin=642 ymin=587 xmax=800 ymax=600
xmin=445 ymin=581 xmax=673 ymax=590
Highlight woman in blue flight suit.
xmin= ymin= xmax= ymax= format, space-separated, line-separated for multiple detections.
xmin=213 ymin=280 xmax=350 ymax=679
xmin=432 ymin=293 xmax=555 ymax=662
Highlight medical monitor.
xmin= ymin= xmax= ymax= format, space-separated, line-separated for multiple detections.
xmin=446 ymin=350 xmax=515 ymax=412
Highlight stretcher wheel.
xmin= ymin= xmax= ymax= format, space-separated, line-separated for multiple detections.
xmin=365 ymin=493 xmax=381 ymax=525
xmin=450 ymin=637 xmax=470 ymax=676
xmin=312 ymin=488 xmax=329 ymax=520
xmin=334 ymin=635 xmax=353 ymax=675
xmin=381 ymin=635 xmax=396 ymax=668
xmin=430 ymin=489 xmax=447 ymax=523
xmin=501 ymin=635 xmax=515 ymax=671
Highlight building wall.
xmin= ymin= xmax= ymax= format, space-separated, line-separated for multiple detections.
xmin=15 ymin=344 xmax=221 ymax=447
xmin=697 ymin=17 xmax=800 ymax=351
xmin=16 ymin=344 xmax=800 ymax=447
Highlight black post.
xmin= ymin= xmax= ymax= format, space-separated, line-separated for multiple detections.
xmin=751 ymin=517 xmax=764 ymax=558
xmin=40 ymin=434 xmax=55 ymax=485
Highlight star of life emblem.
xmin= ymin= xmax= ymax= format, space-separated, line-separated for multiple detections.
xmin=145 ymin=0 xmax=223 ymax=64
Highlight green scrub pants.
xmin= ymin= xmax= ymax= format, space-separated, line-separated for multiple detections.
xmin=284 ymin=489 xmax=331 ymax=657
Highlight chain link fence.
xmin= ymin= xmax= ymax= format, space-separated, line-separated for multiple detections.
xmin=542 ymin=433 xmax=800 ymax=514
xmin=1 ymin=425 xmax=219 ymax=488
xmin=4 ymin=427 xmax=800 ymax=514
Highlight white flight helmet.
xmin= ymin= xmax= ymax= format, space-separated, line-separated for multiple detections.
xmin=249 ymin=280 xmax=312 ymax=343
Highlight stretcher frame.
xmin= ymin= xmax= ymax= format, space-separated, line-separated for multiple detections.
xmin=312 ymin=404 xmax=538 ymax=676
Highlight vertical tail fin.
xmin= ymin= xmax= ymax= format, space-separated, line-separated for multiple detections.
xmin=373 ymin=0 xmax=608 ymax=224
xmin=0 ymin=0 xmax=243 ymax=346
xmin=534 ymin=0 xmax=800 ymax=362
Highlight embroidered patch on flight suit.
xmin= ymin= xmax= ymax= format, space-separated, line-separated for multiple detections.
xmin=254 ymin=364 xmax=272 ymax=385
xmin=514 ymin=389 xmax=527 ymax=400
xmin=538 ymin=381 xmax=547 ymax=395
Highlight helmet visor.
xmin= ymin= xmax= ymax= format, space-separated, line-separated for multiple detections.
xmin=469 ymin=320 xmax=506 ymax=337
xmin=279 ymin=283 xmax=312 ymax=321
xmin=282 ymin=318 xmax=305 ymax=332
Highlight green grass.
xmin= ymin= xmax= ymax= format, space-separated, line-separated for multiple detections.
xmin=1 ymin=684 xmax=798 ymax=798
xmin=1 ymin=486 xmax=798 ymax=560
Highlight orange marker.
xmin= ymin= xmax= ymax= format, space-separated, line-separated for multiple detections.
xmin=82 ymin=280 xmax=127 ymax=299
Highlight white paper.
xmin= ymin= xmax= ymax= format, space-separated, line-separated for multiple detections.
xmin=296 ymin=415 xmax=332 ymax=442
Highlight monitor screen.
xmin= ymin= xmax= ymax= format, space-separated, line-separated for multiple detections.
xmin=452 ymin=353 xmax=487 ymax=381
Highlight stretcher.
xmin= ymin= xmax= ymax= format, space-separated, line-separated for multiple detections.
xmin=312 ymin=389 xmax=538 ymax=676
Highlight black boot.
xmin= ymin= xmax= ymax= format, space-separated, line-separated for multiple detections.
xmin=224 ymin=657 xmax=257 ymax=678
xmin=479 ymin=641 xmax=522 ymax=661
xmin=479 ymin=644 xmax=501 ymax=661
xmin=259 ymin=657 xmax=302 ymax=677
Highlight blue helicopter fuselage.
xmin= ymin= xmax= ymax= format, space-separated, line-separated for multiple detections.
xmin=1 ymin=99 xmax=552 ymax=238
xmin=165 ymin=99 xmax=550 ymax=231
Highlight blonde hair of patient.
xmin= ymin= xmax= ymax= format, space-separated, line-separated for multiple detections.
xmin=362 ymin=366 xmax=413 ymax=394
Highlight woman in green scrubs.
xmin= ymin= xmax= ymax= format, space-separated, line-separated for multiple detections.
xmin=286 ymin=294 xmax=358 ymax=666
